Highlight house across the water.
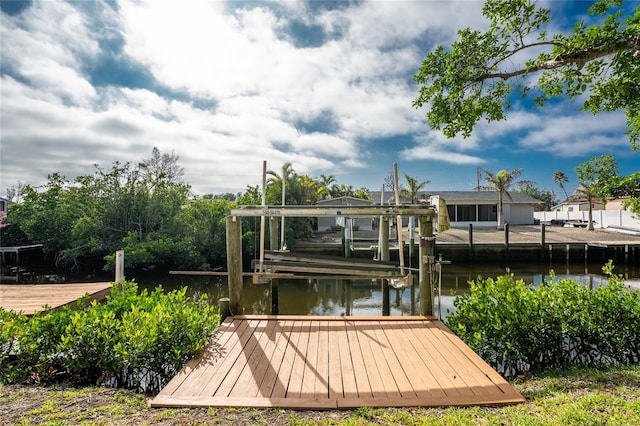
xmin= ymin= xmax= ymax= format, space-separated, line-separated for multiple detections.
xmin=428 ymin=191 xmax=542 ymax=229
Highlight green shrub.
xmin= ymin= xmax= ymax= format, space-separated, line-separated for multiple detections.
xmin=0 ymin=281 xmax=220 ymax=393
xmin=446 ymin=262 xmax=640 ymax=378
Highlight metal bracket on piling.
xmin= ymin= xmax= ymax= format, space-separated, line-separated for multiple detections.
xmin=419 ymin=236 xmax=436 ymax=248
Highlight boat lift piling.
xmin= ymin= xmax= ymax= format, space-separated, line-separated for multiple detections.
xmin=225 ymin=205 xmax=436 ymax=316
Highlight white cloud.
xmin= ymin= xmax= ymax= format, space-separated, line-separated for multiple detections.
xmin=518 ymin=110 xmax=629 ymax=156
xmin=0 ymin=1 xmax=100 ymax=106
xmin=1 ymin=0 xmax=633 ymax=196
xmin=400 ymin=130 xmax=485 ymax=165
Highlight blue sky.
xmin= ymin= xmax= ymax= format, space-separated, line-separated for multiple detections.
xmin=1 ymin=0 xmax=638 ymax=197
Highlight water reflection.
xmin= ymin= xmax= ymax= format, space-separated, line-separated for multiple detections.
xmin=133 ymin=261 xmax=640 ymax=321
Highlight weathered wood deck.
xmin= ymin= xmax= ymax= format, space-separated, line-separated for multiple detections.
xmin=0 ymin=282 xmax=112 ymax=316
xmin=151 ymin=315 xmax=525 ymax=409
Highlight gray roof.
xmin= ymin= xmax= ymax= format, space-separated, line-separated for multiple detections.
xmin=317 ymin=196 xmax=373 ymax=205
xmin=368 ymin=190 xmax=542 ymax=204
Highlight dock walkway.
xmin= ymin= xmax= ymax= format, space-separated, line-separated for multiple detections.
xmin=0 ymin=282 xmax=112 ymax=316
xmin=151 ymin=315 xmax=525 ymax=409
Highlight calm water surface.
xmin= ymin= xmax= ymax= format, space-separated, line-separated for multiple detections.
xmin=133 ymin=262 xmax=640 ymax=320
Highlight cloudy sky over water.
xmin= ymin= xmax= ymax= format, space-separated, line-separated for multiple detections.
xmin=1 ymin=0 xmax=638 ymax=197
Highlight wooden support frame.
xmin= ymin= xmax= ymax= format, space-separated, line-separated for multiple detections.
xmin=226 ymin=204 xmax=436 ymax=315
xmin=229 ymin=205 xmax=435 ymax=218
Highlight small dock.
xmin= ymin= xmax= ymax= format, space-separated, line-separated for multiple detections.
xmin=0 ymin=244 xmax=44 ymax=282
xmin=151 ymin=315 xmax=525 ymax=409
xmin=0 ymin=282 xmax=112 ymax=316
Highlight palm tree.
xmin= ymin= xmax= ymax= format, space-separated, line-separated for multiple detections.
xmin=574 ymin=183 xmax=597 ymax=231
xmin=318 ymin=174 xmax=336 ymax=200
xmin=574 ymin=155 xmax=618 ymax=231
xmin=267 ymin=163 xmax=296 ymax=248
xmin=297 ymin=174 xmax=320 ymax=205
xmin=482 ymin=168 xmax=530 ymax=230
xmin=402 ymin=173 xmax=430 ymax=203
xmin=553 ymin=171 xmax=569 ymax=203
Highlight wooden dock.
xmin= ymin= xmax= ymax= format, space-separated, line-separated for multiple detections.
xmin=0 ymin=282 xmax=112 ymax=316
xmin=151 ymin=315 xmax=525 ymax=409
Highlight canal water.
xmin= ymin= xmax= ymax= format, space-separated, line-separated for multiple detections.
xmin=131 ymin=261 xmax=640 ymax=321
xmin=4 ymin=259 xmax=638 ymax=320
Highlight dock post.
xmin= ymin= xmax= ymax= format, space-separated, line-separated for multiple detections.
xmin=409 ymin=216 xmax=415 ymax=268
xmin=504 ymin=224 xmax=509 ymax=248
xmin=504 ymin=224 xmax=509 ymax=261
xmin=585 ymin=244 xmax=588 ymax=263
xmin=218 ymin=297 xmax=231 ymax=323
xmin=271 ymin=279 xmax=279 ymax=314
xmin=468 ymin=224 xmax=473 ymax=248
xmin=345 ymin=219 xmax=351 ymax=258
xmin=269 ymin=217 xmax=278 ymax=251
xmin=382 ymin=279 xmax=390 ymax=316
xmin=410 ymin=284 xmax=416 ymax=316
xmin=419 ymin=215 xmax=434 ymax=316
xmin=115 ymin=250 xmax=125 ymax=283
xmin=625 ymin=244 xmax=629 ymax=264
xmin=540 ymin=224 xmax=545 ymax=246
xmin=380 ymin=217 xmax=390 ymax=262
xmin=226 ymin=215 xmax=243 ymax=315
xmin=566 ymin=244 xmax=570 ymax=263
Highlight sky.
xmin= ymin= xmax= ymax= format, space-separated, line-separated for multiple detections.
xmin=1 ymin=0 xmax=639 ymax=199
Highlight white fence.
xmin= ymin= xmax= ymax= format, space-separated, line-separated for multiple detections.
xmin=534 ymin=209 xmax=640 ymax=232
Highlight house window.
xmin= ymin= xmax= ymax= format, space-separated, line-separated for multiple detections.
xmin=456 ymin=205 xmax=477 ymax=221
xmin=447 ymin=205 xmax=456 ymax=221
xmin=568 ymin=207 xmax=574 ymax=212
xmin=478 ymin=204 xmax=497 ymax=221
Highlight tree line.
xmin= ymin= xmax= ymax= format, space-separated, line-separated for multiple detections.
xmin=1 ymin=149 xmax=373 ymax=273
xmin=2 ymin=149 xmax=636 ymax=273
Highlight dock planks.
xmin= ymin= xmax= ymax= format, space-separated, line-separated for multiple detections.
xmin=0 ymin=282 xmax=112 ymax=316
xmin=151 ymin=315 xmax=525 ymax=409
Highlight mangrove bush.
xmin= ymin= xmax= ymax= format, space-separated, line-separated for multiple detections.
xmin=0 ymin=280 xmax=219 ymax=393
xmin=446 ymin=262 xmax=640 ymax=378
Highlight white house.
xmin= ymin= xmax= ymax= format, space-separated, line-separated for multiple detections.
xmin=0 ymin=196 xmax=12 ymax=213
xmin=551 ymin=199 xmax=605 ymax=212
xmin=429 ymin=191 xmax=542 ymax=229
xmin=368 ymin=190 xmax=542 ymax=229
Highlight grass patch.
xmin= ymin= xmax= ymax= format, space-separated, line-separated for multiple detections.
xmin=1 ymin=365 xmax=639 ymax=425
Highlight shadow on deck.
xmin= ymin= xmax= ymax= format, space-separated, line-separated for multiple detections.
xmin=151 ymin=315 xmax=525 ymax=409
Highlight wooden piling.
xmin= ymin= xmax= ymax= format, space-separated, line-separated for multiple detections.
xmin=344 ymin=219 xmax=352 ymax=258
xmin=271 ymin=279 xmax=279 ymax=314
xmin=419 ymin=215 xmax=434 ymax=316
xmin=409 ymin=216 xmax=415 ymax=268
xmin=226 ymin=215 xmax=243 ymax=315
xmin=625 ymin=244 xmax=629 ymax=264
xmin=380 ymin=217 xmax=390 ymax=262
xmin=382 ymin=279 xmax=390 ymax=316
xmin=269 ymin=217 xmax=278 ymax=251
xmin=504 ymin=224 xmax=509 ymax=248
xmin=115 ymin=250 xmax=125 ymax=283
xmin=218 ymin=297 xmax=231 ymax=322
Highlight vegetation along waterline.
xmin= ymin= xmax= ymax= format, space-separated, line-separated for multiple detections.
xmin=0 ymin=281 xmax=220 ymax=394
xmin=1 ymin=269 xmax=639 ymax=424
xmin=2 ymin=263 xmax=638 ymax=381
